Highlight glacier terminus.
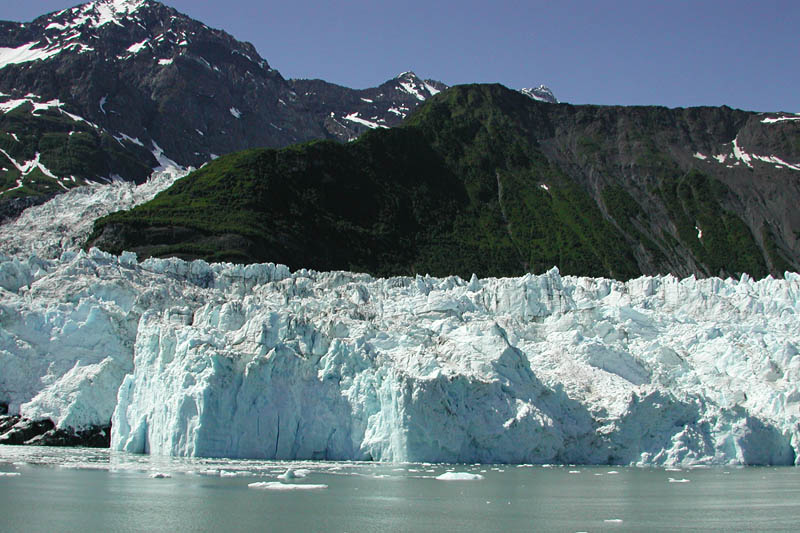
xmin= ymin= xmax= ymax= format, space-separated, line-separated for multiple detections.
xmin=1 ymin=172 xmax=799 ymax=466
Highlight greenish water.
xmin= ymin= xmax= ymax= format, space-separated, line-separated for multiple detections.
xmin=1 ymin=446 xmax=799 ymax=532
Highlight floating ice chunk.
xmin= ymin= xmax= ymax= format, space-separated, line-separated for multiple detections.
xmin=220 ymin=470 xmax=253 ymax=478
xmin=248 ymin=482 xmax=328 ymax=491
xmin=435 ymin=472 xmax=484 ymax=481
xmin=277 ymin=468 xmax=308 ymax=480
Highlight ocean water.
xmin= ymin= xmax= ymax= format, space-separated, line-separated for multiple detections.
xmin=1 ymin=446 xmax=799 ymax=532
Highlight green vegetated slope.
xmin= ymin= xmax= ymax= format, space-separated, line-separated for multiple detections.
xmin=88 ymin=84 xmax=800 ymax=279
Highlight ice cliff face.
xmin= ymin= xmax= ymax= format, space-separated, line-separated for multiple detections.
xmin=108 ymin=265 xmax=800 ymax=465
xmin=1 ymin=177 xmax=799 ymax=465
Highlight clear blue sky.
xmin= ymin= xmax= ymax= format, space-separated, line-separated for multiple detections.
xmin=2 ymin=1 xmax=798 ymax=112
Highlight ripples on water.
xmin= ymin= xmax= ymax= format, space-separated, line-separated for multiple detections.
xmin=1 ymin=446 xmax=799 ymax=532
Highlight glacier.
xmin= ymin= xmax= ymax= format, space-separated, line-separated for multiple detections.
xmin=1 ymin=173 xmax=800 ymax=465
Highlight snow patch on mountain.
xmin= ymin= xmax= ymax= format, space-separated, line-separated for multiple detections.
xmin=761 ymin=115 xmax=800 ymax=124
xmin=343 ymin=112 xmax=388 ymax=130
xmin=0 ymin=42 xmax=64 ymax=71
xmin=708 ymin=138 xmax=800 ymax=172
xmin=0 ymin=94 xmax=99 ymax=130
xmin=151 ymin=141 xmax=184 ymax=173
xmin=126 ymin=39 xmax=149 ymax=54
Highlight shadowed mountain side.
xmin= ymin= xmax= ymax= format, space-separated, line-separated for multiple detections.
xmin=88 ymin=84 xmax=800 ymax=279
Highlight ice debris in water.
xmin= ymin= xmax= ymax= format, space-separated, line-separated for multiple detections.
xmin=248 ymin=482 xmax=328 ymax=491
xmin=277 ymin=468 xmax=308 ymax=480
xmin=435 ymin=472 xmax=484 ymax=481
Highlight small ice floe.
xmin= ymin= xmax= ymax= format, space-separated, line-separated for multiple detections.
xmin=277 ymin=468 xmax=309 ymax=480
xmin=0 ymin=472 xmax=21 ymax=477
xmin=149 ymin=472 xmax=171 ymax=479
xmin=188 ymin=469 xmax=221 ymax=477
xmin=435 ymin=472 xmax=484 ymax=481
xmin=248 ymin=482 xmax=327 ymax=491
xmin=668 ymin=478 xmax=691 ymax=483
xmin=220 ymin=470 xmax=253 ymax=478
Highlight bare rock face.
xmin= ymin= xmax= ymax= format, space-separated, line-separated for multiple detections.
xmin=0 ymin=2 xmax=553 ymax=213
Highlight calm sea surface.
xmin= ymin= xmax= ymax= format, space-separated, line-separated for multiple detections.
xmin=1 ymin=446 xmax=799 ymax=532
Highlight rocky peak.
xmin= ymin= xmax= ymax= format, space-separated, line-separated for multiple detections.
xmin=520 ymin=85 xmax=558 ymax=103
xmin=391 ymin=71 xmax=446 ymax=101
xmin=39 ymin=0 xmax=152 ymax=30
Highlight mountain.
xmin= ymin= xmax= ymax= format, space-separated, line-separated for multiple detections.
xmin=88 ymin=83 xmax=800 ymax=280
xmin=0 ymin=0 xmax=556 ymax=221
xmin=289 ymin=71 xmax=447 ymax=141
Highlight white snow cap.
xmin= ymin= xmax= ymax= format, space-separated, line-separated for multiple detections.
xmin=520 ymin=85 xmax=558 ymax=103
xmin=42 ymin=0 xmax=149 ymax=31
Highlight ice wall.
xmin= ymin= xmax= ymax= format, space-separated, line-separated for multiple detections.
xmin=1 ymin=174 xmax=799 ymax=465
xmin=2 ymin=246 xmax=798 ymax=464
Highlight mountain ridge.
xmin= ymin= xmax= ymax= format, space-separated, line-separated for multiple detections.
xmin=87 ymin=83 xmax=800 ymax=280
xmin=0 ymin=0 xmax=554 ymax=220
